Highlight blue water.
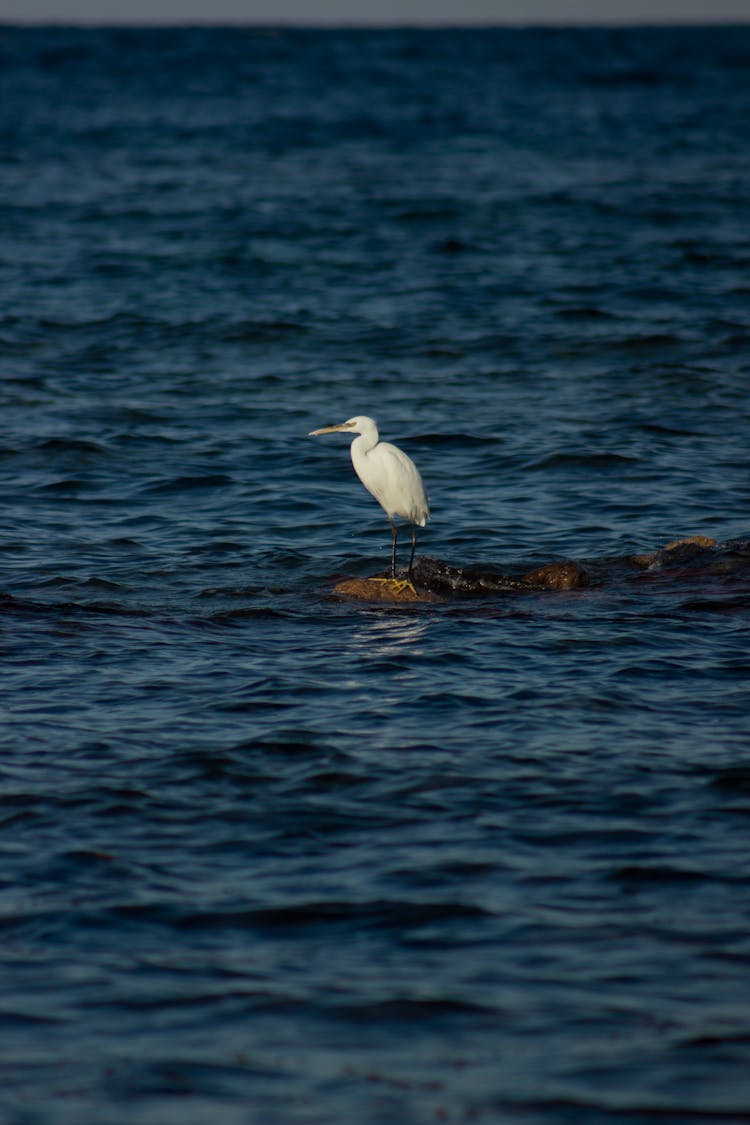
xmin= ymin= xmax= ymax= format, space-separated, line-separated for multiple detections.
xmin=2 ymin=24 xmax=750 ymax=1124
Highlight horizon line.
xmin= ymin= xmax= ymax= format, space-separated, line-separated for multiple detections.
xmin=3 ymin=17 xmax=750 ymax=27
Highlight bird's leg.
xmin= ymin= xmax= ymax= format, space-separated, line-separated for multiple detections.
xmin=366 ymin=518 xmax=416 ymax=594
xmin=408 ymin=526 xmax=417 ymax=578
xmin=381 ymin=521 xmax=417 ymax=594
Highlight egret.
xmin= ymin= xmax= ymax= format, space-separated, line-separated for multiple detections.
xmin=309 ymin=415 xmax=429 ymax=580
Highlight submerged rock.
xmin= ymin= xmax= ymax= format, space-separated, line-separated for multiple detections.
xmin=630 ymin=535 xmax=718 ymax=568
xmin=330 ymin=535 xmax=750 ymax=603
xmin=520 ymin=561 xmax=589 ymax=590
xmin=333 ymin=556 xmax=588 ymax=601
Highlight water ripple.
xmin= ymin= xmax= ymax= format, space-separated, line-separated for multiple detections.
xmin=2 ymin=23 xmax=750 ymax=1125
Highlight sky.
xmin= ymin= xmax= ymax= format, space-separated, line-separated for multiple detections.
xmin=3 ymin=0 xmax=750 ymax=25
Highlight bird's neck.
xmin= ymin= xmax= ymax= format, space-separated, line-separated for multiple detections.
xmin=353 ymin=427 xmax=378 ymax=455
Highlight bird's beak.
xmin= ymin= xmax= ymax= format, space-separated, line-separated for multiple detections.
xmin=309 ymin=423 xmax=350 ymax=436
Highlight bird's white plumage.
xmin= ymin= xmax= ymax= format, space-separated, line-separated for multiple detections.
xmin=308 ymin=414 xmax=429 ymax=578
xmin=349 ymin=420 xmax=429 ymax=525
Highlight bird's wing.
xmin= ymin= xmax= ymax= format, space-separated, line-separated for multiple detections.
xmin=357 ymin=441 xmax=429 ymax=525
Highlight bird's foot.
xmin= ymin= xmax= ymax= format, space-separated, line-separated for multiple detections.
xmin=368 ymin=577 xmax=418 ymax=595
xmin=394 ymin=579 xmax=418 ymax=595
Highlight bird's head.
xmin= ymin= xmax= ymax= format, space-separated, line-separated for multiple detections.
xmin=309 ymin=416 xmax=376 ymax=437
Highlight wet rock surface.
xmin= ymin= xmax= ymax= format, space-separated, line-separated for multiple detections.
xmin=332 ymin=536 xmax=750 ymax=602
xmin=332 ymin=577 xmax=443 ymax=603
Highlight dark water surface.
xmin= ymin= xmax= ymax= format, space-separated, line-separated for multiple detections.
xmin=2 ymin=25 xmax=750 ymax=1124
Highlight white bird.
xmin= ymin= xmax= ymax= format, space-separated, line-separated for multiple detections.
xmin=309 ymin=415 xmax=429 ymax=580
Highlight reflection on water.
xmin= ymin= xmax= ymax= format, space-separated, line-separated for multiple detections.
xmin=350 ymin=614 xmax=430 ymax=659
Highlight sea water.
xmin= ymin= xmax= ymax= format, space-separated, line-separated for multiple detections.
xmin=2 ymin=25 xmax=750 ymax=1123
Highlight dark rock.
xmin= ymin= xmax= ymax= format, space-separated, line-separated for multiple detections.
xmin=521 ymin=561 xmax=590 ymax=590
xmin=630 ymin=534 xmax=718 ymax=567
xmin=330 ymin=534 xmax=748 ymax=602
